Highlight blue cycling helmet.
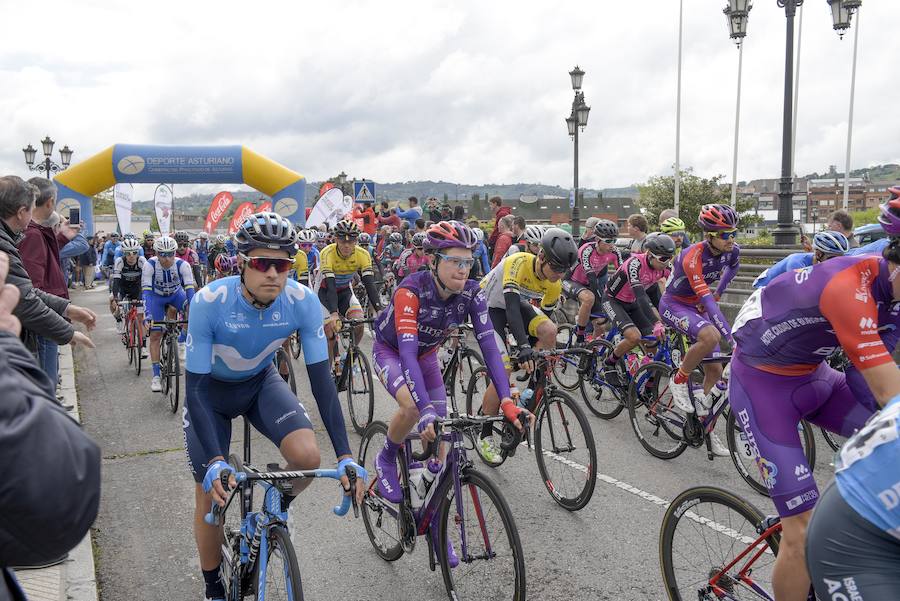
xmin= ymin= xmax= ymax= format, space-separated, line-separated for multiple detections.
xmin=812 ymin=230 xmax=850 ymax=256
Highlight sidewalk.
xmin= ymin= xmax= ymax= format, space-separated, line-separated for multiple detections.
xmin=13 ymin=344 xmax=99 ymax=601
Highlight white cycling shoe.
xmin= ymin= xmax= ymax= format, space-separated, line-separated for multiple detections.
xmin=150 ymin=376 xmax=162 ymax=392
xmin=670 ymin=379 xmax=695 ymax=413
xmin=710 ymin=433 xmax=730 ymax=457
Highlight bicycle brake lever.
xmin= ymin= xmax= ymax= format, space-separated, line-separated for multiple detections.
xmin=348 ymin=467 xmax=360 ymax=519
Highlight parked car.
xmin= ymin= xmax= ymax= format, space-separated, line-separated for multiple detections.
xmin=854 ymin=223 xmax=887 ymax=246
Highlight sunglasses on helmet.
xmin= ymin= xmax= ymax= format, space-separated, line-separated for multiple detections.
xmin=239 ymin=253 xmax=293 ymax=273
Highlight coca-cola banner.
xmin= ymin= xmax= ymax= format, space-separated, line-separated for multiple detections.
xmin=256 ymin=200 xmax=272 ymax=213
xmin=227 ymin=201 xmax=255 ymax=234
xmin=204 ymin=191 xmax=234 ymax=233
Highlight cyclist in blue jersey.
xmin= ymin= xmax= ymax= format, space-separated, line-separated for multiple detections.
xmin=100 ymin=232 xmax=121 ymax=278
xmin=194 ymin=231 xmax=210 ymax=285
xmin=372 ymin=221 xmax=530 ymax=563
xmin=141 ymin=235 xmax=196 ymax=392
xmin=471 ymin=227 xmax=490 ymax=279
xmin=112 ymin=233 xmax=145 ymax=260
xmin=806 ymin=395 xmax=900 ymax=599
xmin=752 ymin=230 xmax=850 ymax=288
xmin=183 ymin=212 xmax=365 ymax=601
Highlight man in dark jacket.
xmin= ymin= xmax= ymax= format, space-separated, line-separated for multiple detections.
xmin=0 ymin=250 xmax=101 ymax=600
xmin=20 ymin=178 xmax=84 ymax=383
xmin=0 ymin=176 xmax=95 ymax=355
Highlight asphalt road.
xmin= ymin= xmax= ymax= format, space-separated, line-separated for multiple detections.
xmin=71 ymin=284 xmax=839 ymax=601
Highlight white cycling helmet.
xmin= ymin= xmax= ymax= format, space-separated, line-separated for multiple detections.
xmin=472 ymin=227 xmax=485 ymax=242
xmin=297 ymin=228 xmax=318 ymax=244
xmin=153 ymin=235 xmax=178 ymax=253
xmin=198 ymin=231 xmax=209 ymax=240
xmin=523 ymin=225 xmax=544 ymax=245
xmin=215 ymin=234 xmax=227 ymax=244
xmin=120 ymin=238 xmax=141 ymax=252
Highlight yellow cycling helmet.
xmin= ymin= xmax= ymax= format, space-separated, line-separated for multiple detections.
xmin=660 ymin=217 xmax=686 ymax=234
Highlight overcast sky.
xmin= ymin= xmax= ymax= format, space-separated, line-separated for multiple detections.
xmin=1 ymin=0 xmax=896 ymax=201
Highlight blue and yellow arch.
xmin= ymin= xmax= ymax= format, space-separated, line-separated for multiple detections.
xmin=53 ymin=144 xmax=306 ymax=234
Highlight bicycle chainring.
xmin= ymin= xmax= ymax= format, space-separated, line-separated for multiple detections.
xmin=683 ymin=415 xmax=704 ymax=447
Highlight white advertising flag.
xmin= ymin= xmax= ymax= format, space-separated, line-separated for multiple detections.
xmin=154 ymin=184 xmax=174 ymax=235
xmin=306 ymin=188 xmax=353 ymax=228
xmin=113 ymin=183 xmax=134 ymax=234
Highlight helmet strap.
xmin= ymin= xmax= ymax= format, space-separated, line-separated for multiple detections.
xmin=430 ymin=257 xmax=458 ymax=298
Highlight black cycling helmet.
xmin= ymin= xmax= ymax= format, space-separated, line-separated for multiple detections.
xmin=174 ymin=231 xmax=190 ymax=245
xmin=539 ymin=228 xmax=578 ymax=271
xmin=234 ymin=212 xmax=297 ymax=257
xmin=642 ymin=233 xmax=676 ymax=260
xmin=593 ymin=219 xmax=618 ymax=240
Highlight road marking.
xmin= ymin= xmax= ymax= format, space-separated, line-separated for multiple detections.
xmin=536 ymin=445 xmax=770 ymax=549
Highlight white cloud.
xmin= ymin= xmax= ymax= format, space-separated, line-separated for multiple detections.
xmin=0 ymin=0 xmax=896 ymax=197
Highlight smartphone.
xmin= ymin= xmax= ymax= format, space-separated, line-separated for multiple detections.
xmin=69 ymin=207 xmax=80 ymax=225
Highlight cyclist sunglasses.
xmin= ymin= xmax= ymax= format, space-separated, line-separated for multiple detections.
xmin=649 ymin=252 xmax=673 ymax=264
xmin=600 ymin=238 xmax=617 ymax=244
xmin=157 ymin=251 xmax=175 ymax=258
xmin=124 ymin=251 xmax=139 ymax=256
xmin=239 ymin=253 xmax=293 ymax=273
xmin=712 ymin=229 xmax=738 ymax=240
xmin=436 ymin=253 xmax=475 ymax=270
xmin=336 ymin=234 xmax=358 ymax=241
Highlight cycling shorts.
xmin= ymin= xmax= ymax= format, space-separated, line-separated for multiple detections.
xmin=183 ymin=365 xmax=313 ymax=482
xmin=118 ymin=282 xmax=142 ymax=303
xmin=807 ymin=482 xmax=900 ymax=600
xmin=372 ymin=341 xmax=446 ymax=418
xmin=602 ymin=296 xmax=655 ymax=337
xmin=146 ymin=289 xmax=187 ymax=324
xmin=318 ymin=287 xmax=362 ymax=322
xmin=728 ymin=349 xmax=873 ymax=517
xmin=562 ymin=280 xmax=605 ymax=318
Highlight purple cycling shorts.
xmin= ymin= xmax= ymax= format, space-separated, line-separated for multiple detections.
xmin=659 ymin=295 xmax=714 ymax=341
xmin=728 ymin=349 xmax=873 ymax=517
xmin=372 ymin=340 xmax=447 ymax=417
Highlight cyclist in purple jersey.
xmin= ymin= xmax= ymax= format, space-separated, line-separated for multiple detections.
xmin=372 ymin=221 xmax=528 ymax=563
xmin=661 ymin=204 xmax=740 ymax=414
xmin=600 ymin=234 xmax=674 ymax=382
xmin=563 ymin=219 xmax=622 ymax=342
xmin=727 ymin=198 xmax=900 ymax=601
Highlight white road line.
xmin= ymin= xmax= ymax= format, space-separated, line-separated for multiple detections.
xmin=537 ymin=445 xmax=769 ymax=549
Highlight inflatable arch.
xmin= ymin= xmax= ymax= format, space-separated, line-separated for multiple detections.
xmin=53 ymin=144 xmax=306 ymax=234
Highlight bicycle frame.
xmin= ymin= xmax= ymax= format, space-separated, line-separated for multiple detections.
xmin=706 ymin=518 xmax=781 ymax=600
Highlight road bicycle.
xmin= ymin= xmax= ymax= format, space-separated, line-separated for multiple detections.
xmin=358 ymin=413 xmax=526 ymax=600
xmin=466 ymin=347 xmax=598 ymax=511
xmin=152 ymin=318 xmax=188 ymax=414
xmin=204 ymin=417 xmax=360 ymax=601
xmin=438 ymin=323 xmax=484 ymax=405
xmin=332 ymin=317 xmax=376 ymax=434
xmin=273 ymin=347 xmax=296 ymax=395
xmin=657 ymin=485 xmax=823 ymax=600
xmin=119 ymin=299 xmax=144 ymax=376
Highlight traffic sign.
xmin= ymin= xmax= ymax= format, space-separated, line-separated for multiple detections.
xmin=354 ymin=181 xmax=376 ymax=203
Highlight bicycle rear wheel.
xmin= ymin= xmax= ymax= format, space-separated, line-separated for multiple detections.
xmin=438 ymin=468 xmax=526 ymax=601
xmin=358 ymin=421 xmax=404 ymax=561
xmin=820 ymin=427 xmax=845 ymax=453
xmin=346 ymin=349 xmax=374 ymax=435
xmin=659 ymin=486 xmax=780 ymax=601
xmin=534 ymin=390 xmax=598 ymax=511
xmin=627 ymin=362 xmax=688 ymax=460
xmin=254 ymin=524 xmax=303 ymax=601
xmin=578 ymin=339 xmax=627 ymax=419
xmin=464 ymin=366 xmax=507 ymax=468
xmin=449 ymin=347 xmax=483 ymax=405
xmin=726 ymin=412 xmax=816 ymax=498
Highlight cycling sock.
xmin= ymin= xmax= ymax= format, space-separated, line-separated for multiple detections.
xmin=673 ymin=369 xmax=689 ymax=385
xmin=575 ymin=325 xmax=586 ymax=342
xmin=604 ymin=352 xmax=619 ymax=367
xmin=381 ymin=438 xmax=401 ymax=461
xmin=202 ymin=566 xmax=225 ymax=599
xmin=152 ymin=363 xmax=161 ymax=377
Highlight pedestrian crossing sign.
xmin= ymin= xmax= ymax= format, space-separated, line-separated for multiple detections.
xmin=354 ymin=181 xmax=376 ymax=203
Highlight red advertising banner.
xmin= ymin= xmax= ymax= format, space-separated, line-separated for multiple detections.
xmin=227 ymin=201 xmax=255 ymax=234
xmin=318 ymin=182 xmax=335 ymax=197
xmin=256 ymin=201 xmax=272 ymax=213
xmin=204 ymin=191 xmax=234 ymax=233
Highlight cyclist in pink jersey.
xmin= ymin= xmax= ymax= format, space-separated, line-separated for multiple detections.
xmin=395 ymin=233 xmax=430 ymax=278
xmin=562 ymin=219 xmax=622 ymax=342
xmin=661 ymin=203 xmax=740 ymax=413
xmin=600 ymin=233 xmax=674 ymax=383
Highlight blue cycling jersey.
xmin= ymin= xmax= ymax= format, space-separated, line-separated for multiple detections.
xmin=186 ymin=276 xmax=327 ymax=381
xmin=847 ymin=237 xmax=890 ymax=257
xmin=835 ymin=395 xmax=900 ymax=540
xmin=101 ymin=240 xmax=121 ymax=266
xmin=752 ymin=252 xmax=812 ymax=288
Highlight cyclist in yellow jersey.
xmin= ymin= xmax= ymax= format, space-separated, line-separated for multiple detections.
xmin=316 ymin=220 xmax=382 ymax=362
xmin=292 ymin=246 xmax=309 ymax=286
xmin=476 ymin=228 xmax=578 ymax=457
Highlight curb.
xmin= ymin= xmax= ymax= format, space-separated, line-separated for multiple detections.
xmin=59 ymin=343 xmax=100 ymax=601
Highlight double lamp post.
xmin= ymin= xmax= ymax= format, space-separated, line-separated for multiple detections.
xmin=22 ymin=136 xmax=73 ymax=178
xmin=565 ymin=66 xmax=590 ymax=238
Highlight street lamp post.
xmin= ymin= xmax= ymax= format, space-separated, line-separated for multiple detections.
xmin=723 ymin=1 xmax=753 ymax=207
xmin=566 ymin=66 xmax=590 ymax=238
xmin=827 ymin=0 xmax=862 ymax=209
xmin=22 ymin=136 xmax=73 ymax=178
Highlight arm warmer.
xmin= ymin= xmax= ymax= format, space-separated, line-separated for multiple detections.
xmin=503 ymin=290 xmax=530 ymax=348
xmin=361 ymin=272 xmax=381 ymax=309
xmin=323 ymin=276 xmax=339 ymax=313
xmin=307 ymin=360 xmax=352 ymax=457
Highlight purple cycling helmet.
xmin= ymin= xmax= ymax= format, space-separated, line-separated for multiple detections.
xmin=877 ymin=187 xmax=900 ymax=237
xmin=425 ymin=221 xmax=477 ymax=251
xmin=698 ymin=203 xmax=739 ymax=232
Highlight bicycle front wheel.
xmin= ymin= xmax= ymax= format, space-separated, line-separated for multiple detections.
xmin=275 ymin=348 xmax=297 ymax=395
xmin=289 ymin=331 xmax=302 ymax=360
xmin=464 ymin=366 xmax=506 ymax=468
xmin=346 ymin=350 xmax=375 ymax=435
xmin=160 ymin=335 xmax=171 ymax=396
xmin=131 ymin=319 xmax=142 ymax=377
xmin=438 ymin=468 xmax=526 ymax=601
xmin=627 ymin=362 xmax=688 ymax=460
xmin=659 ymin=486 xmax=780 ymax=601
xmin=254 ymin=524 xmax=303 ymax=601
xmin=551 ymin=324 xmax=581 ymax=391
xmin=168 ymin=336 xmax=180 ymax=414
xmin=534 ymin=390 xmax=598 ymax=511
xmin=358 ymin=421 xmax=404 ymax=561
xmin=578 ymin=339 xmax=627 ymax=419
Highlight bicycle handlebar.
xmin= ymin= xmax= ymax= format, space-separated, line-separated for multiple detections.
xmin=410 ymin=415 xmax=507 ymax=461
xmin=203 ymin=466 xmax=359 ymax=527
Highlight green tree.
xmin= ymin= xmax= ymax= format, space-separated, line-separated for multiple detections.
xmin=637 ymin=168 xmax=759 ymax=236
xmin=470 ymin=193 xmax=483 ymax=219
xmin=91 ymin=188 xmax=115 ymax=215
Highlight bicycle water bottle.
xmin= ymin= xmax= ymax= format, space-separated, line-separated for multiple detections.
xmin=420 ymin=459 xmax=441 ymax=498
xmin=519 ymin=388 xmax=534 ymax=409
xmin=625 ymin=353 xmax=641 ymax=376
xmin=702 ymin=380 xmax=728 ymax=416
xmin=408 ymin=466 xmax=426 ymax=509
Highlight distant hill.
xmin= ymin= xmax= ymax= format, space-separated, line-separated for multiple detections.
xmin=802 ymin=163 xmax=900 ymax=182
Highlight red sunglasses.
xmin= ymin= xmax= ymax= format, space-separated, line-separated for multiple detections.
xmin=240 ymin=253 xmax=293 ymax=273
